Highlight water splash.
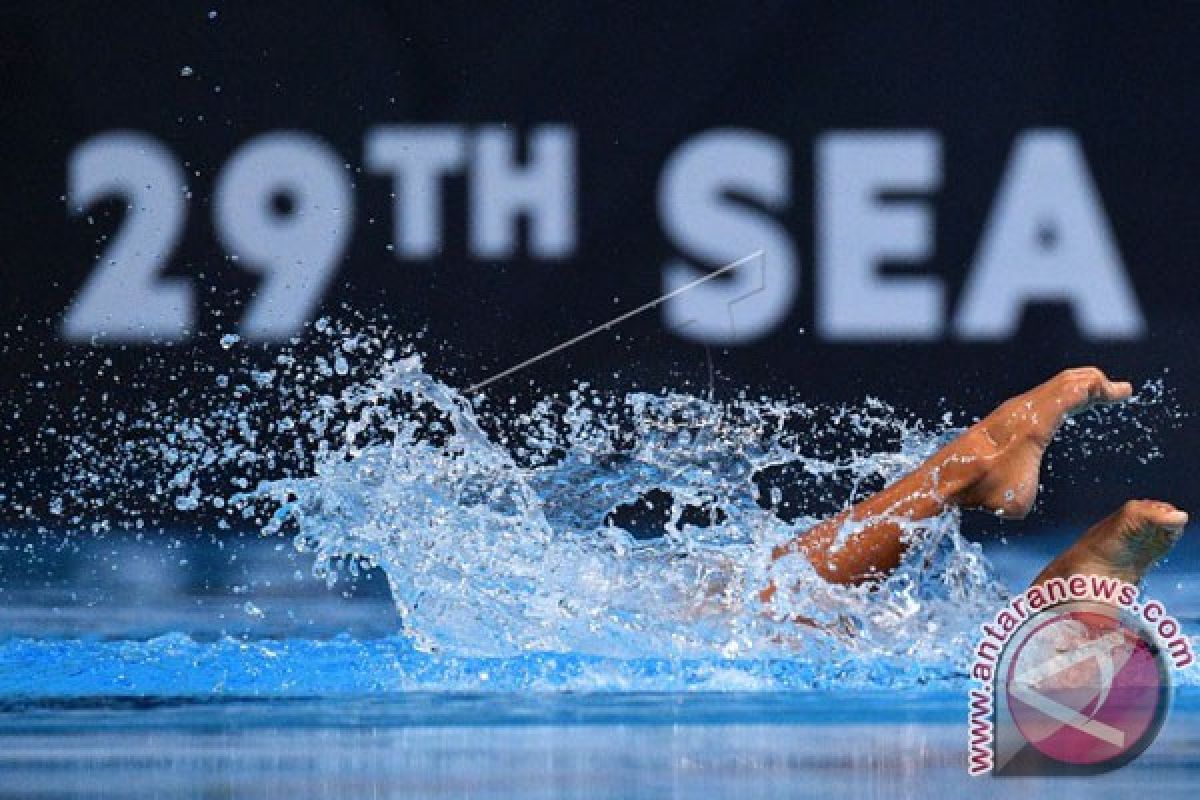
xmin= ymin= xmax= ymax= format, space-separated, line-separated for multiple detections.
xmin=6 ymin=321 xmax=1187 ymax=686
xmin=222 ymin=349 xmax=1001 ymax=663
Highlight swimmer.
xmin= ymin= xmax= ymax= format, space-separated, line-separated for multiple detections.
xmin=762 ymin=367 xmax=1187 ymax=601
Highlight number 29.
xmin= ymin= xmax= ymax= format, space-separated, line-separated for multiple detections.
xmin=63 ymin=130 xmax=352 ymax=342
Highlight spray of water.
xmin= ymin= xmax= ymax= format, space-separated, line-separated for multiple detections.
xmin=3 ymin=319 xmax=1187 ymax=688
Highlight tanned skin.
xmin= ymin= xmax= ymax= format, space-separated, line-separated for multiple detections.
xmin=762 ymin=368 xmax=1186 ymax=603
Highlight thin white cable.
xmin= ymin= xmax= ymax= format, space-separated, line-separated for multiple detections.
xmin=467 ymin=250 xmax=764 ymax=393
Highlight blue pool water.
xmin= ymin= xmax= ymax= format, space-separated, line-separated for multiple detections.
xmin=0 ymin=691 xmax=1196 ymax=799
xmin=1 ymin=529 xmax=1197 ymax=797
xmin=2 ymin=338 xmax=1196 ymax=795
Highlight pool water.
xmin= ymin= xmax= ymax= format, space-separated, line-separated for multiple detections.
xmin=1 ymin=529 xmax=1197 ymax=798
xmin=2 ymin=691 xmax=1197 ymax=799
xmin=2 ymin=346 xmax=1196 ymax=795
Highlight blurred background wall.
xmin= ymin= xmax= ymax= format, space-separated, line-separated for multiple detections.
xmin=0 ymin=2 xmax=1196 ymax=524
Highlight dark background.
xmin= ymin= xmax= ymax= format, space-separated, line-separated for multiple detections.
xmin=0 ymin=2 xmax=1197 ymax=526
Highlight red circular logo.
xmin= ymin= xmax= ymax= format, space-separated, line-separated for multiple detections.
xmin=1005 ymin=605 xmax=1169 ymax=767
